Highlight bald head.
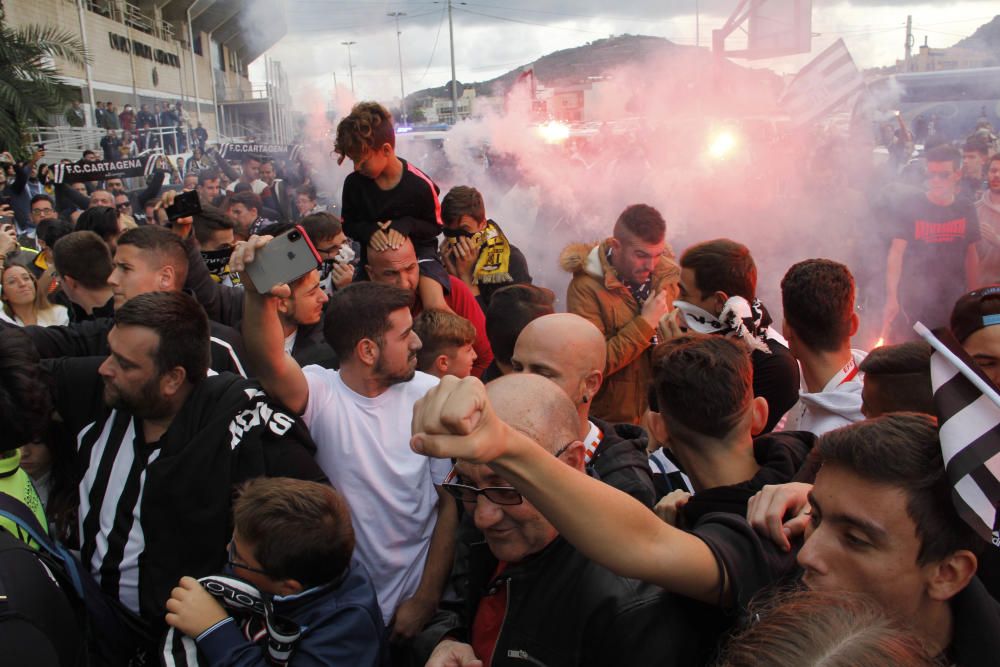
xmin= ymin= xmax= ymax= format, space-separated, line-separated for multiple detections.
xmin=366 ymin=237 xmax=420 ymax=295
xmin=486 ymin=374 xmax=580 ymax=454
xmin=512 ymin=313 xmax=606 ymax=421
xmin=89 ymin=190 xmax=115 ymax=208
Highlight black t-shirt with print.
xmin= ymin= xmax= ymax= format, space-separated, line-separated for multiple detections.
xmin=894 ymin=194 xmax=980 ymax=328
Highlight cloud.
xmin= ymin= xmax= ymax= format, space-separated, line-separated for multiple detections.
xmin=261 ymin=0 xmax=997 ymax=103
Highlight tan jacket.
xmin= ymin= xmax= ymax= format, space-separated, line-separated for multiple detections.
xmin=561 ymin=239 xmax=680 ymax=424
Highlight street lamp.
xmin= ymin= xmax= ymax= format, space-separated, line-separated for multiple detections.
xmin=341 ymin=41 xmax=357 ymax=95
xmin=387 ymin=12 xmax=408 ymax=126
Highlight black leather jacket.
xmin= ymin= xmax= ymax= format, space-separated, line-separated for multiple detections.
xmin=416 ymin=528 xmax=713 ymax=667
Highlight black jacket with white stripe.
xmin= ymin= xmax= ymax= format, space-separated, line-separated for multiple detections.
xmin=44 ymin=357 xmax=328 ymax=629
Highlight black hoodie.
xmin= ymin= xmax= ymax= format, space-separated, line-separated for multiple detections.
xmin=679 ymin=431 xmax=816 ymax=528
xmin=588 ymin=417 xmax=657 ymax=508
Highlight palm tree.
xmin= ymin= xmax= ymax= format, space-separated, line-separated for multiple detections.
xmin=0 ymin=12 xmax=90 ymax=156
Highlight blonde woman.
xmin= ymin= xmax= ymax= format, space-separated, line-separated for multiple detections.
xmin=0 ymin=262 xmax=69 ymax=326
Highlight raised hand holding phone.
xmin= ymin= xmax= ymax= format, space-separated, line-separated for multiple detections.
xmin=234 ymin=226 xmax=321 ymax=296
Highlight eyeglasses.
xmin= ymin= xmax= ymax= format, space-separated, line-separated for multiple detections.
xmin=441 ymin=441 xmax=575 ymax=506
xmin=116 ymin=203 xmax=131 ymax=210
xmin=227 ymin=540 xmax=270 ymax=577
xmin=30 ymin=208 xmax=54 ymax=216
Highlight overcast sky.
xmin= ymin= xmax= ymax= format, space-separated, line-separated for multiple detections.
xmin=251 ymin=1 xmax=998 ymax=106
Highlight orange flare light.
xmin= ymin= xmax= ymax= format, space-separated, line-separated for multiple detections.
xmin=537 ymin=120 xmax=570 ymax=144
xmin=708 ymin=130 xmax=738 ymax=160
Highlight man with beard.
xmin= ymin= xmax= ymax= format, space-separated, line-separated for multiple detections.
xmin=234 ymin=239 xmax=458 ymax=654
xmin=42 ymin=291 xmax=327 ymax=662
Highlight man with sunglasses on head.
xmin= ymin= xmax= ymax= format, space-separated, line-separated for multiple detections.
xmin=418 ymin=373 xmax=704 ymax=667
xmin=884 ymin=144 xmax=981 ymax=342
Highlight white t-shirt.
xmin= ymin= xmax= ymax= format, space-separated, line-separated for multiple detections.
xmin=302 ymin=367 xmax=447 ymax=623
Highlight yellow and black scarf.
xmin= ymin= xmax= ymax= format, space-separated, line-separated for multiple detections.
xmin=472 ymin=220 xmax=513 ymax=285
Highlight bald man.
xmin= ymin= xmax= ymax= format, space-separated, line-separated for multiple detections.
xmin=417 ymin=374 xmax=704 ymax=667
xmin=366 ymin=236 xmax=494 ymax=377
xmin=511 ymin=313 xmax=657 ymax=507
xmin=89 ymin=189 xmax=115 ymax=208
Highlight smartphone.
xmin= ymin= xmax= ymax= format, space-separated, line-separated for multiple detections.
xmin=0 ymin=196 xmax=11 ymax=208
xmin=246 ymin=226 xmax=322 ymax=294
xmin=166 ymin=189 xmax=202 ymax=221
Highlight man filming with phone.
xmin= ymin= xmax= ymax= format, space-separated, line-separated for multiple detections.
xmin=232 ymin=231 xmax=458 ymax=659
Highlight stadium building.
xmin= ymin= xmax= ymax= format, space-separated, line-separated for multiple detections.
xmin=5 ymin=0 xmax=293 ymax=154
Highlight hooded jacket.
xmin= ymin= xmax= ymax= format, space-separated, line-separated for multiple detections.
xmin=781 ymin=349 xmax=867 ymax=437
xmin=977 ymin=191 xmax=1000 ymax=285
xmin=192 ymin=560 xmax=388 ymax=667
xmin=561 ymin=239 xmax=680 ymax=424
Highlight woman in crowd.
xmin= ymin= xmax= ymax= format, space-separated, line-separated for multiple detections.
xmin=0 ymin=261 xmax=68 ymax=326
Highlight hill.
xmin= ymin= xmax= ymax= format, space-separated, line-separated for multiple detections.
xmin=407 ymin=33 xmax=780 ymax=105
xmin=952 ymin=14 xmax=1000 ymax=53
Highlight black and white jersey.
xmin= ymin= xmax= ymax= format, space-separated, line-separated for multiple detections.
xmin=77 ymin=412 xmax=160 ymax=612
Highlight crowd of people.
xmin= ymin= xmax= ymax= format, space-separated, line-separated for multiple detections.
xmin=1 ymin=98 xmax=1000 ymax=666
xmin=65 ymin=99 xmax=210 ymax=156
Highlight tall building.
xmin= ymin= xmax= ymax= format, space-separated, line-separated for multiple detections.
xmin=5 ymin=0 xmax=291 ymax=151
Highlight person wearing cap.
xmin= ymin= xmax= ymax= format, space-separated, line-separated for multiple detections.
xmin=950 ymin=285 xmax=1000 ymax=387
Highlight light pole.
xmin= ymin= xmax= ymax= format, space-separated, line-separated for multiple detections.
xmin=341 ymin=41 xmax=357 ymax=95
xmin=448 ymin=0 xmax=458 ymax=123
xmin=388 ymin=12 xmax=408 ymax=126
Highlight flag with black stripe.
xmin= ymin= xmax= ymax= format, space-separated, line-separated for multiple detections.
xmin=915 ymin=322 xmax=1000 ymax=548
xmin=780 ymin=38 xmax=866 ymax=127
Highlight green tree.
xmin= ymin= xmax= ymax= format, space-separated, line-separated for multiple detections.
xmin=0 ymin=13 xmax=90 ymax=156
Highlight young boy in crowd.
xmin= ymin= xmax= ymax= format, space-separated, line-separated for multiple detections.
xmin=413 ymin=309 xmax=478 ymax=379
xmin=165 ymin=478 xmax=387 ymax=666
xmin=334 ymin=101 xmax=451 ymax=312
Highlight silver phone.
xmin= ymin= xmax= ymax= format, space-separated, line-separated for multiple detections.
xmin=246 ymin=226 xmax=322 ymax=294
